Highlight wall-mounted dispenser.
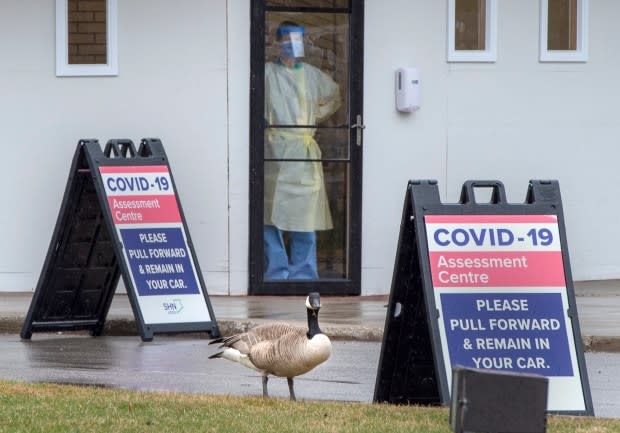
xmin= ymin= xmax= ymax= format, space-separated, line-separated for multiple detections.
xmin=395 ymin=67 xmax=420 ymax=113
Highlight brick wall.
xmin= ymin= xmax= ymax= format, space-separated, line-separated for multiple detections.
xmin=68 ymin=0 xmax=107 ymax=64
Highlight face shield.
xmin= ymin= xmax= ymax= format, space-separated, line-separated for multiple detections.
xmin=277 ymin=25 xmax=305 ymax=59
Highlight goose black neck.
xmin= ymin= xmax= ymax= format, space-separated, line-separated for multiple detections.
xmin=306 ymin=308 xmax=322 ymax=338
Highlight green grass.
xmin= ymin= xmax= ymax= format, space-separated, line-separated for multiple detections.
xmin=1 ymin=380 xmax=619 ymax=433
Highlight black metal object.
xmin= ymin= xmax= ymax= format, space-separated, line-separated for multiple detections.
xmin=450 ymin=366 xmax=548 ymax=433
xmin=373 ymin=179 xmax=593 ymax=416
xmin=21 ymin=142 xmax=120 ymax=339
xmin=373 ymin=184 xmax=440 ymax=405
xmin=248 ymin=0 xmax=364 ymax=296
xmin=21 ymin=139 xmax=219 ymax=342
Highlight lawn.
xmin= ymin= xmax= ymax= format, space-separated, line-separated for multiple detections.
xmin=1 ymin=380 xmax=619 ymax=433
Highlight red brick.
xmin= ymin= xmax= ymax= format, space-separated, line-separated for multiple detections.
xmin=68 ymin=33 xmax=95 ymax=44
xmin=78 ymin=44 xmax=106 ymax=55
xmin=69 ymin=11 xmax=94 ymax=22
xmin=69 ymin=55 xmax=96 ymax=64
xmin=77 ymin=22 xmax=106 ymax=33
xmin=77 ymin=0 xmax=106 ymax=12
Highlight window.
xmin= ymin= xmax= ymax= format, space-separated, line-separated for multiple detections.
xmin=56 ymin=0 xmax=118 ymax=76
xmin=540 ymin=0 xmax=588 ymax=62
xmin=448 ymin=0 xmax=497 ymax=62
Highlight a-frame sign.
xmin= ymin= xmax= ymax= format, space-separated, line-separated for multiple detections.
xmin=374 ymin=180 xmax=593 ymax=415
xmin=21 ymin=139 xmax=219 ymax=342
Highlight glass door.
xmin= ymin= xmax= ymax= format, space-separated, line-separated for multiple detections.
xmin=249 ymin=0 xmax=364 ymax=295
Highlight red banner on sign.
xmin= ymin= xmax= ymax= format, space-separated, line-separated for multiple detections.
xmin=429 ymin=251 xmax=566 ymax=287
xmin=107 ymin=195 xmax=181 ymax=224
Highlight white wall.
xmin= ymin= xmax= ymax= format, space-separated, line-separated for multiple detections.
xmin=0 ymin=1 xmax=230 ymax=293
xmin=1 ymin=0 xmax=619 ymax=296
xmin=445 ymin=0 xmax=620 ymax=281
xmin=360 ymin=0 xmax=620 ymax=294
xmin=362 ymin=0 xmax=449 ymax=294
xmin=227 ymin=1 xmax=251 ymax=295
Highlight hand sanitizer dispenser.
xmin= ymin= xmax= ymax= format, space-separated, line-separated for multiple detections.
xmin=395 ymin=67 xmax=420 ymax=112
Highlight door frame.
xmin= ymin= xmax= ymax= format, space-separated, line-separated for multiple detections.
xmin=248 ymin=0 xmax=364 ymax=296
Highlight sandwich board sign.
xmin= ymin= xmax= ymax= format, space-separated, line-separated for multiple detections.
xmin=21 ymin=138 xmax=219 ymax=342
xmin=374 ymin=180 xmax=593 ymax=415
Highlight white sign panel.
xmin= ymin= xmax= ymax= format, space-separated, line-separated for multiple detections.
xmin=425 ymin=214 xmax=586 ymax=412
xmin=100 ymin=165 xmax=211 ymax=325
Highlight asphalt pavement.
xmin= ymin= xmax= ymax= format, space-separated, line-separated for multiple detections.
xmin=0 ymin=334 xmax=618 ymax=419
xmin=1 ymin=286 xmax=620 ymax=420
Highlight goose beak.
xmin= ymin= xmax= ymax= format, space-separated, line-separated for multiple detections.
xmin=306 ymin=292 xmax=321 ymax=311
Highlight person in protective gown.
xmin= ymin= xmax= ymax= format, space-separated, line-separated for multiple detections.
xmin=263 ymin=21 xmax=341 ymax=279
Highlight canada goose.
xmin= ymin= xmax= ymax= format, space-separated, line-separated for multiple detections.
xmin=208 ymin=292 xmax=331 ymax=401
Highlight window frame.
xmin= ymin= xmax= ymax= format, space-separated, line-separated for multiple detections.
xmin=447 ymin=0 xmax=498 ymax=63
xmin=539 ymin=0 xmax=588 ymax=62
xmin=55 ymin=0 xmax=118 ymax=76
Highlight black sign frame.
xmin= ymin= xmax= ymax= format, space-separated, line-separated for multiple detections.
xmin=21 ymin=139 xmax=219 ymax=342
xmin=374 ymin=179 xmax=593 ymax=416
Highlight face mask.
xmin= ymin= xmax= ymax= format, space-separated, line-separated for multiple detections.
xmin=279 ymin=32 xmax=305 ymax=59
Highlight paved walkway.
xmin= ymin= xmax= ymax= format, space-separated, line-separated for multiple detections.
xmin=1 ymin=289 xmax=620 ymax=351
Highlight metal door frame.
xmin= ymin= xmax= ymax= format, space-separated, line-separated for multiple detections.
xmin=249 ymin=0 xmax=364 ymax=295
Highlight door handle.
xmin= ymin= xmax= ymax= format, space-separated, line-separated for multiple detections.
xmin=351 ymin=114 xmax=365 ymax=146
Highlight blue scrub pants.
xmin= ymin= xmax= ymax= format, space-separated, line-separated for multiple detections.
xmin=263 ymin=225 xmax=318 ymax=279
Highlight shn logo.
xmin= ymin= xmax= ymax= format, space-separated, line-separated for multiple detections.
xmin=163 ymin=299 xmax=184 ymax=314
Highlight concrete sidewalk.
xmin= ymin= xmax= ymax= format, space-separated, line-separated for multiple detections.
xmin=1 ymin=287 xmax=620 ymax=351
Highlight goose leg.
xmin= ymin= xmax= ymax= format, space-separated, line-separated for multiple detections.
xmin=262 ymin=375 xmax=269 ymax=398
xmin=287 ymin=377 xmax=296 ymax=401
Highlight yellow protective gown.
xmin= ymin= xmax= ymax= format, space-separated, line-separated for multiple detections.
xmin=264 ymin=61 xmax=341 ymax=232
